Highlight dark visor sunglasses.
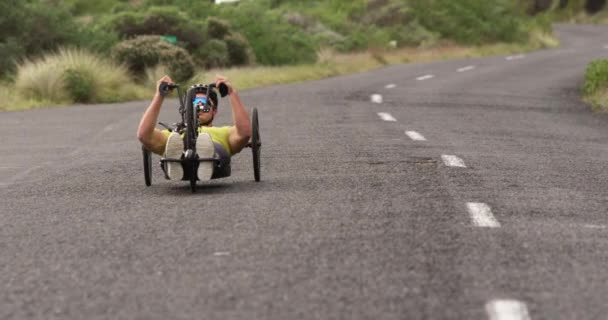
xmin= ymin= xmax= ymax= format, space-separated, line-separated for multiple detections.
xmin=193 ymin=97 xmax=213 ymax=113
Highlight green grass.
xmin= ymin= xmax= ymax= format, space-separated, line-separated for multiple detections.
xmin=583 ymin=59 xmax=608 ymax=111
xmin=1 ymin=39 xmax=558 ymax=112
xmin=11 ymin=48 xmax=146 ymax=108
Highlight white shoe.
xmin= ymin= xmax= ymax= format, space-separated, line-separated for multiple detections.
xmin=196 ymin=132 xmax=215 ymax=181
xmin=164 ymin=132 xmax=183 ymax=180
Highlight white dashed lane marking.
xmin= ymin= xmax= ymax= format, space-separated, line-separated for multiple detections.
xmin=486 ymin=299 xmax=531 ymax=320
xmin=604 ymin=44 xmax=608 ymax=49
xmin=467 ymin=202 xmax=500 ymax=228
xmin=583 ymin=224 xmax=606 ymax=229
xmin=213 ymin=252 xmax=231 ymax=256
xmin=416 ymin=74 xmax=434 ymax=81
xmin=506 ymin=54 xmax=525 ymax=61
xmin=405 ymin=131 xmax=426 ymax=141
xmin=377 ymin=112 xmax=397 ymax=122
xmin=457 ymin=65 xmax=476 ymax=72
xmin=441 ymin=155 xmax=467 ymax=168
xmin=385 ymin=84 xmax=396 ymax=89
xmin=370 ymin=94 xmax=383 ymax=104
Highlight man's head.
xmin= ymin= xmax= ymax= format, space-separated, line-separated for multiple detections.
xmin=194 ymin=88 xmax=218 ymax=126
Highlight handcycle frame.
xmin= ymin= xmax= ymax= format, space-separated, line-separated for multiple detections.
xmin=142 ymin=81 xmax=261 ymax=192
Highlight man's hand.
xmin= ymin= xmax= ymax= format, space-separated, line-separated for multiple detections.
xmin=215 ymin=75 xmax=235 ymax=95
xmin=156 ymin=75 xmax=175 ymax=97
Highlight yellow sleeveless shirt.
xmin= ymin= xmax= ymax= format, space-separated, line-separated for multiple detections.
xmin=162 ymin=126 xmax=233 ymax=155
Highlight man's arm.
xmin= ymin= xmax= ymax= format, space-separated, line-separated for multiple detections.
xmin=217 ymin=76 xmax=251 ymax=154
xmin=137 ymin=75 xmax=173 ymax=155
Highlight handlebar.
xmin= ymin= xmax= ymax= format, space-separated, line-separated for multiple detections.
xmin=206 ymin=82 xmax=230 ymax=97
xmin=159 ymin=82 xmax=229 ymax=98
xmin=159 ymin=82 xmax=179 ymax=97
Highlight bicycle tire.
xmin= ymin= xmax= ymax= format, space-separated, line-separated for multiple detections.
xmin=142 ymin=146 xmax=152 ymax=186
xmin=251 ymin=108 xmax=261 ymax=182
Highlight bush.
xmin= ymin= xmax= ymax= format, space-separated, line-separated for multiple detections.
xmin=15 ymin=48 xmax=135 ymax=104
xmin=409 ymin=0 xmax=529 ymax=45
xmin=207 ymin=17 xmax=232 ymax=39
xmin=200 ymin=39 xmax=230 ymax=69
xmin=99 ymin=6 xmax=206 ymax=52
xmin=225 ymin=34 xmax=255 ymax=65
xmin=213 ymin=2 xmax=318 ymax=65
xmin=583 ymin=59 xmax=608 ymax=95
xmin=0 ymin=1 xmax=87 ymax=77
xmin=63 ymin=68 xmax=95 ymax=103
xmin=112 ymin=35 xmax=196 ymax=82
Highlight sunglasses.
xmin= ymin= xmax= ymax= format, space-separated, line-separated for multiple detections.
xmin=193 ymin=97 xmax=214 ymax=113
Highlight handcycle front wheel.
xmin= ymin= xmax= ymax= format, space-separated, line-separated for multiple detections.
xmin=251 ymin=107 xmax=261 ymax=182
xmin=142 ymin=146 xmax=152 ymax=186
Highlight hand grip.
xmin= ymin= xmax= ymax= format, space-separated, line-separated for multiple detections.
xmin=218 ymin=83 xmax=229 ymax=97
xmin=159 ymin=82 xmax=177 ymax=97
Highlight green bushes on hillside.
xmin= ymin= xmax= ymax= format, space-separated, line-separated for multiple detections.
xmin=111 ymin=35 xmax=196 ymax=82
xmin=211 ymin=1 xmax=318 ymax=65
xmin=0 ymin=1 xmax=87 ymax=77
xmin=410 ymin=0 xmax=530 ymax=44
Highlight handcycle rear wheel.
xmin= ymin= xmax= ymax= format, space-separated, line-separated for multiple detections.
xmin=142 ymin=146 xmax=152 ymax=186
xmin=251 ymin=108 xmax=261 ymax=182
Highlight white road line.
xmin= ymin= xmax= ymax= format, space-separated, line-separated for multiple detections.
xmin=385 ymin=84 xmax=397 ymax=89
xmin=377 ymin=112 xmax=397 ymax=122
xmin=405 ymin=131 xmax=426 ymax=141
xmin=416 ymin=74 xmax=435 ymax=81
xmin=213 ymin=252 xmax=231 ymax=256
xmin=604 ymin=45 xmax=608 ymax=49
xmin=583 ymin=224 xmax=606 ymax=229
xmin=371 ymin=94 xmax=383 ymax=104
xmin=441 ymin=155 xmax=467 ymax=168
xmin=467 ymin=202 xmax=500 ymax=228
xmin=486 ymin=299 xmax=531 ymax=320
xmin=103 ymin=124 xmax=115 ymax=132
xmin=506 ymin=54 xmax=525 ymax=61
xmin=457 ymin=65 xmax=476 ymax=72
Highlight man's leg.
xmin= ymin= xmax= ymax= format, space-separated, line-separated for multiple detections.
xmin=165 ymin=132 xmax=183 ymax=180
xmin=196 ymin=133 xmax=215 ymax=181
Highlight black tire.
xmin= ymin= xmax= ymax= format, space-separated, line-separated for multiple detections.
xmin=190 ymin=168 xmax=197 ymax=193
xmin=251 ymin=108 xmax=261 ymax=182
xmin=142 ymin=146 xmax=152 ymax=186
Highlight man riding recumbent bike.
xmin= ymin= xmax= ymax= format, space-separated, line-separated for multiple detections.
xmin=137 ymin=75 xmax=261 ymax=192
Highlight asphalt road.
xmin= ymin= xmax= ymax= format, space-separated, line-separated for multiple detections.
xmin=1 ymin=24 xmax=608 ymax=320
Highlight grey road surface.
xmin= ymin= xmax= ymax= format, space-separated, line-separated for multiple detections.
xmin=1 ymin=24 xmax=608 ymax=320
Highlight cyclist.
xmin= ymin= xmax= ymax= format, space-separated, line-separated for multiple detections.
xmin=137 ymin=75 xmax=251 ymax=181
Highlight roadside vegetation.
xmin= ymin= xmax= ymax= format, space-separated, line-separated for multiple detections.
xmin=2 ymin=0 xmax=600 ymax=112
xmin=583 ymin=60 xmax=608 ymax=111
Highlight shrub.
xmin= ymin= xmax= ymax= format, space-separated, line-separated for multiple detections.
xmin=213 ymin=2 xmax=317 ymax=65
xmin=0 ymin=1 xmax=87 ymax=77
xmin=410 ymin=0 xmax=529 ymax=45
xmin=200 ymin=39 xmax=230 ymax=69
xmin=207 ymin=17 xmax=232 ymax=39
xmin=0 ymin=38 xmax=24 ymax=78
xmin=15 ymin=48 xmax=134 ymax=104
xmin=111 ymin=35 xmax=196 ymax=82
xmin=583 ymin=59 xmax=608 ymax=95
xmin=225 ymin=34 xmax=255 ymax=65
xmin=63 ymin=68 xmax=95 ymax=103
xmin=99 ymin=6 xmax=206 ymax=52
